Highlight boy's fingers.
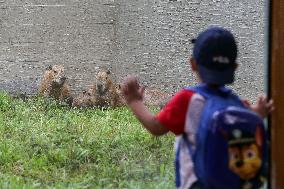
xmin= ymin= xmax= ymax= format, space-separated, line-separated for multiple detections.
xmin=267 ymin=99 xmax=273 ymax=105
xmin=121 ymin=85 xmax=129 ymax=96
xmin=258 ymin=94 xmax=266 ymax=103
xmin=124 ymin=75 xmax=136 ymax=82
xmin=123 ymin=76 xmax=138 ymax=89
xmin=266 ymin=99 xmax=273 ymax=107
xmin=242 ymin=99 xmax=251 ymax=108
xmin=139 ymin=85 xmax=146 ymax=95
xmin=267 ymin=99 xmax=275 ymax=112
xmin=122 ymin=76 xmax=135 ymax=94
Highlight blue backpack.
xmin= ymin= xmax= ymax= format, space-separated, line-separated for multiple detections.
xmin=176 ymin=84 xmax=268 ymax=189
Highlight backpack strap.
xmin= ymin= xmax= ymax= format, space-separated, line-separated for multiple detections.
xmin=185 ymin=83 xmax=231 ymax=96
xmin=182 ymin=133 xmax=195 ymax=156
xmin=175 ymin=140 xmax=182 ymax=187
xmin=185 ymin=83 xmax=242 ymax=104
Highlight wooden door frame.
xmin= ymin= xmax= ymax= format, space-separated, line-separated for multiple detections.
xmin=269 ymin=0 xmax=284 ymax=188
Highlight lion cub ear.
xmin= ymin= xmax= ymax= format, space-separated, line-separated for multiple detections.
xmin=106 ymin=70 xmax=111 ymax=75
xmin=46 ymin=65 xmax=52 ymax=70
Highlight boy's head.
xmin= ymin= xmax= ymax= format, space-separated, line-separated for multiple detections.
xmin=191 ymin=27 xmax=238 ymax=85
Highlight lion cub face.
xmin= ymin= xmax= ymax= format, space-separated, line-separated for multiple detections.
xmin=95 ymin=70 xmax=113 ymax=96
xmin=93 ymin=70 xmax=126 ymax=108
xmin=48 ymin=65 xmax=66 ymax=87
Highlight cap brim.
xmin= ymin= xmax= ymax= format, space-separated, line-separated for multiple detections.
xmin=198 ymin=65 xmax=235 ymax=85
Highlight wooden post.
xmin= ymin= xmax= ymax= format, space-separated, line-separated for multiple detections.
xmin=269 ymin=0 xmax=284 ymax=188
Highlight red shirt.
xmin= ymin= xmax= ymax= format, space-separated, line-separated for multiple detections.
xmin=156 ymin=89 xmax=195 ymax=135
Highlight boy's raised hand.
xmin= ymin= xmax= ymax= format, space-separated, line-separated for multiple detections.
xmin=243 ymin=94 xmax=274 ymax=118
xmin=254 ymin=94 xmax=274 ymax=118
xmin=121 ymin=75 xmax=145 ymax=104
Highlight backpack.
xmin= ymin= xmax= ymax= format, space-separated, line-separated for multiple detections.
xmin=175 ymin=84 xmax=268 ymax=189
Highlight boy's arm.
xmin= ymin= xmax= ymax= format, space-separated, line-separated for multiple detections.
xmin=122 ymin=75 xmax=169 ymax=136
xmin=127 ymin=100 xmax=169 ymax=136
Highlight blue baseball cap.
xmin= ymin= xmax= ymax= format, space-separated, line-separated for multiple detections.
xmin=193 ymin=27 xmax=238 ymax=85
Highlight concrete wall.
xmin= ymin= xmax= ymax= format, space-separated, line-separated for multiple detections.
xmin=0 ymin=0 xmax=266 ymax=101
xmin=115 ymin=0 xmax=266 ymax=101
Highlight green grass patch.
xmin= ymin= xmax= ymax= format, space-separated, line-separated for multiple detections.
xmin=0 ymin=91 xmax=175 ymax=188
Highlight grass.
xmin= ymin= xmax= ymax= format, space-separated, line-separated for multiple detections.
xmin=0 ymin=91 xmax=175 ymax=189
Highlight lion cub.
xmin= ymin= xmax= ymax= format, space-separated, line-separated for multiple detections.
xmin=72 ymin=70 xmax=125 ymax=108
xmin=92 ymin=70 xmax=125 ymax=108
xmin=39 ymin=65 xmax=71 ymax=103
xmin=72 ymin=88 xmax=96 ymax=108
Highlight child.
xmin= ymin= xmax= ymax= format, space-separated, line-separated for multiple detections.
xmin=121 ymin=27 xmax=274 ymax=189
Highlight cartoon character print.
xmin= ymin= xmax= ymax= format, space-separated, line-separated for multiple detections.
xmin=225 ymin=126 xmax=265 ymax=189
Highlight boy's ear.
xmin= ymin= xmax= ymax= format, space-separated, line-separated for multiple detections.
xmin=189 ymin=57 xmax=198 ymax=71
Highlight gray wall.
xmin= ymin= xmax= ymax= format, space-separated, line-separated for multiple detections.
xmin=0 ymin=0 xmax=116 ymax=95
xmin=115 ymin=0 xmax=267 ymax=101
xmin=0 ymin=0 xmax=266 ymax=101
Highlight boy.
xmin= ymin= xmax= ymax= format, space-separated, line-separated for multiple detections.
xmin=121 ymin=27 xmax=274 ymax=189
